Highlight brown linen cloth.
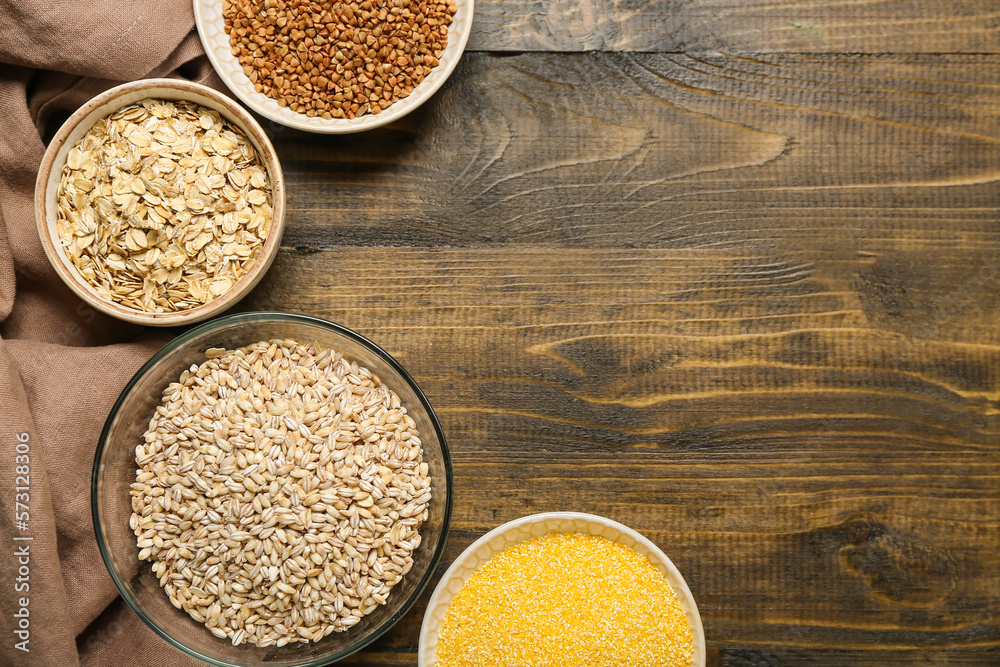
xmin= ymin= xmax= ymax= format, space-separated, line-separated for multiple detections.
xmin=0 ymin=2 xmax=227 ymax=664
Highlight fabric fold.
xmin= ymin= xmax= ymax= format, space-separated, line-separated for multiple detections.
xmin=0 ymin=2 xmax=223 ymax=664
xmin=0 ymin=339 xmax=80 ymax=666
xmin=0 ymin=0 xmax=195 ymax=81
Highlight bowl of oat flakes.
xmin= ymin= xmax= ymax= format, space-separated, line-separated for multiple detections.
xmin=93 ymin=312 xmax=452 ymax=666
xmin=35 ymin=79 xmax=285 ymax=326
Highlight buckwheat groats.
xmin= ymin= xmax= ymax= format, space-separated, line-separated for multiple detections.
xmin=223 ymin=0 xmax=457 ymax=119
xmin=129 ymin=339 xmax=431 ymax=647
xmin=56 ymin=98 xmax=273 ymax=313
xmin=435 ymin=532 xmax=694 ymax=667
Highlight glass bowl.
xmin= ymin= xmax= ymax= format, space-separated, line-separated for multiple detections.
xmin=92 ymin=312 xmax=452 ymax=666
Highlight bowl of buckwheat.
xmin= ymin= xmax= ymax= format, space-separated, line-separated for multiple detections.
xmin=193 ymin=0 xmax=473 ymax=133
xmin=35 ymin=78 xmax=286 ymax=326
xmin=93 ymin=312 xmax=453 ymax=666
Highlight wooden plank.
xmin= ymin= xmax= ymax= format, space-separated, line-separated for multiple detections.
xmin=271 ymin=53 xmax=1000 ymax=254
xmin=462 ymin=1 xmax=1000 ymax=53
xmin=248 ymin=48 xmax=1000 ymax=665
xmin=709 ymin=648 xmax=1000 ymax=666
xmin=243 ymin=246 xmax=1000 ymax=659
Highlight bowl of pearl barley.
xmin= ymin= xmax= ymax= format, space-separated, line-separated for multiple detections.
xmin=93 ymin=312 xmax=452 ymax=666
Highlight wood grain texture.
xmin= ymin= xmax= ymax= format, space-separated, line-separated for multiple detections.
xmin=271 ymin=53 xmax=1000 ymax=256
xmin=242 ymin=44 xmax=1000 ymax=667
xmin=463 ymin=0 xmax=1000 ymax=52
xmin=242 ymin=246 xmax=1000 ymax=664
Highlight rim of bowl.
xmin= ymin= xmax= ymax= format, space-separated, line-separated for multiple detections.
xmin=192 ymin=0 xmax=474 ymax=134
xmin=34 ymin=78 xmax=286 ymax=327
xmin=92 ymin=311 xmax=453 ymax=667
xmin=417 ymin=511 xmax=707 ymax=667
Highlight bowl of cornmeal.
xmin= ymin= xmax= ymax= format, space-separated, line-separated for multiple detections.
xmin=418 ymin=511 xmax=705 ymax=667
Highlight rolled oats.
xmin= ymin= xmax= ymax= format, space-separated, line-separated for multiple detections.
xmin=56 ymin=98 xmax=273 ymax=313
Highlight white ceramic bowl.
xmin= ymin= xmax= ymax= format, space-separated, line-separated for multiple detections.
xmin=418 ymin=511 xmax=706 ymax=666
xmin=193 ymin=0 xmax=473 ymax=134
xmin=34 ymin=78 xmax=285 ymax=327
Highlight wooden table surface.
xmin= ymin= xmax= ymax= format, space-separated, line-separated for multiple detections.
xmin=245 ymin=3 xmax=1000 ymax=664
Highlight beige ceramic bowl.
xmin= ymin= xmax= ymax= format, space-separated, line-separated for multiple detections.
xmin=418 ymin=511 xmax=707 ymax=666
xmin=35 ymin=78 xmax=285 ymax=327
xmin=193 ymin=0 xmax=473 ymax=134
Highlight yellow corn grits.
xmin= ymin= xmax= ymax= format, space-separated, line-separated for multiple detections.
xmin=435 ymin=532 xmax=693 ymax=667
